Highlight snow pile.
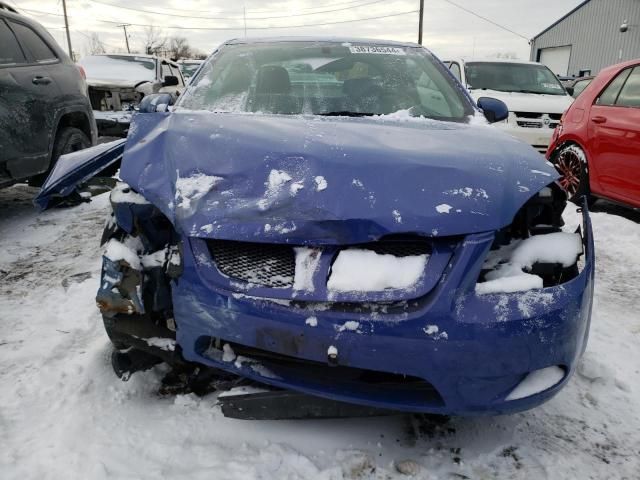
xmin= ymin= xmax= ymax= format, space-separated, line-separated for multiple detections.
xmin=175 ymin=172 xmax=223 ymax=209
xmin=506 ymin=366 xmax=565 ymax=401
xmin=328 ymin=249 xmax=427 ymax=292
xmin=436 ymin=203 xmax=452 ymax=214
xmin=292 ymin=247 xmax=321 ymax=292
xmin=258 ymin=169 xmax=292 ymax=210
xmin=314 ymin=176 xmax=327 ymax=191
xmin=103 ymin=236 xmax=142 ymax=269
xmin=477 ymin=232 xmax=582 ymax=295
xmin=145 ymin=337 xmax=176 ymax=351
xmin=110 ymin=182 xmax=149 ymax=205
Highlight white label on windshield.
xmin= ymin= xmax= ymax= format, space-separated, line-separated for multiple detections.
xmin=542 ymin=82 xmax=562 ymax=89
xmin=349 ymin=46 xmax=406 ymax=55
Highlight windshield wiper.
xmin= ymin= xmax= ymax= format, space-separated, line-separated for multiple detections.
xmin=318 ymin=111 xmax=376 ymax=117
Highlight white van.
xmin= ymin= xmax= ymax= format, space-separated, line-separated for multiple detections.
xmin=444 ymin=59 xmax=573 ymax=153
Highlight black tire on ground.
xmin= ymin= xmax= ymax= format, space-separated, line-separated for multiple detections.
xmin=552 ymin=143 xmax=597 ymax=207
xmin=30 ymin=126 xmax=91 ymax=187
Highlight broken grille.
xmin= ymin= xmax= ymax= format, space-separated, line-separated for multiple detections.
xmin=207 ymin=240 xmax=295 ymax=288
xmin=357 ymin=241 xmax=431 ymax=257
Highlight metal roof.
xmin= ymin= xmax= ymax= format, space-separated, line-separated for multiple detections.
xmin=531 ymin=0 xmax=593 ymax=40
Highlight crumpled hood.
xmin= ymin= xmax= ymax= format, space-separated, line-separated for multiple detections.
xmin=120 ymin=112 xmax=558 ymax=244
xmin=86 ymin=78 xmax=138 ymax=89
xmin=469 ymin=89 xmax=573 ymax=114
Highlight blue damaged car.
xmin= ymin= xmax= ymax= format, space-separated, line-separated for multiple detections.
xmin=37 ymin=38 xmax=594 ymax=418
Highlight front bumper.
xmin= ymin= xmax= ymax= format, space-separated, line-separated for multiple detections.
xmin=496 ymin=117 xmax=557 ymax=154
xmin=170 ymin=207 xmax=594 ymax=415
xmin=94 ymin=110 xmax=132 ymax=137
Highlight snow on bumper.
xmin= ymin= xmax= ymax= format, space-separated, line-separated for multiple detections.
xmin=172 ymin=207 xmax=594 ymax=415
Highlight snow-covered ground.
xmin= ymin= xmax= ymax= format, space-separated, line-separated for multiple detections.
xmin=1 ymin=184 xmax=639 ymax=479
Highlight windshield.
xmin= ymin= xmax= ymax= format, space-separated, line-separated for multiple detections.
xmin=180 ymin=63 xmax=202 ymax=78
xmin=465 ymin=62 xmax=566 ymax=95
xmin=178 ymin=42 xmax=474 ymax=122
xmin=78 ymin=55 xmax=156 ymax=83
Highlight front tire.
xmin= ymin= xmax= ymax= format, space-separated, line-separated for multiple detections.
xmin=30 ymin=126 xmax=91 ymax=187
xmin=552 ymin=143 xmax=596 ymax=207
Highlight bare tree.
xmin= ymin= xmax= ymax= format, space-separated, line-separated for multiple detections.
xmin=494 ymin=51 xmax=519 ymax=60
xmin=168 ymin=36 xmax=192 ymax=60
xmin=87 ymin=32 xmax=106 ymax=55
xmin=143 ymin=26 xmax=166 ymax=55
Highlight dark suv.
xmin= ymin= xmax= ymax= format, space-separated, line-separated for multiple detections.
xmin=0 ymin=3 xmax=96 ymax=188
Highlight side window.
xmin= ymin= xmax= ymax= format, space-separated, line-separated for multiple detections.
xmin=597 ymin=68 xmax=631 ymax=106
xmin=9 ymin=21 xmax=57 ymax=63
xmin=161 ymin=62 xmax=172 ymax=79
xmin=0 ymin=20 xmax=26 ymax=66
xmin=448 ymin=62 xmax=462 ymax=82
xmin=616 ymin=66 xmax=640 ymax=108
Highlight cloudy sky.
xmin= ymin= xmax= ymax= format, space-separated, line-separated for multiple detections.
xmin=13 ymin=0 xmax=585 ymax=60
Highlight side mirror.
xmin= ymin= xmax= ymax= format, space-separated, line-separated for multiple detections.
xmin=162 ymin=75 xmax=179 ymax=87
xmin=477 ymin=97 xmax=509 ymax=123
xmin=138 ymin=93 xmax=174 ymax=113
xmin=565 ymin=86 xmax=575 ymax=96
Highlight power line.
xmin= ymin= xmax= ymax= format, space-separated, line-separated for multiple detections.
xmin=438 ymin=0 xmax=529 ymax=41
xmin=81 ymin=0 xmax=385 ymax=15
xmin=18 ymin=7 xmax=419 ymax=31
xmin=84 ymin=0 xmax=389 ymax=21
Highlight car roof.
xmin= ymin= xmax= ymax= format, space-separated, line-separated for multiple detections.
xmin=84 ymin=53 xmax=179 ymax=66
xmin=223 ymin=36 xmax=422 ymax=48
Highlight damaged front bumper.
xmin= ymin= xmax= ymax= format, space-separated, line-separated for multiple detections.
xmin=163 ymin=207 xmax=594 ymax=416
xmin=94 ymin=110 xmax=133 ymax=137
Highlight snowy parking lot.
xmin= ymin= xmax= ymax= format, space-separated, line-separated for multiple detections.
xmin=1 ymin=184 xmax=639 ymax=479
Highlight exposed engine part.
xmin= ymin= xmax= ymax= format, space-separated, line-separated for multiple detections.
xmin=88 ymin=86 xmax=142 ymax=112
xmin=476 ymin=183 xmax=583 ymax=290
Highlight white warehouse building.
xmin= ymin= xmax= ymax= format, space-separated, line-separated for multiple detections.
xmin=530 ymin=0 xmax=640 ymax=77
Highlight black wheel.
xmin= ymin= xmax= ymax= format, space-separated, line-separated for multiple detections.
xmin=553 ymin=144 xmax=596 ymax=207
xmin=30 ymin=126 xmax=91 ymax=187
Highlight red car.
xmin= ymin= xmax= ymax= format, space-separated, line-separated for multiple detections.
xmin=547 ymin=59 xmax=640 ymax=208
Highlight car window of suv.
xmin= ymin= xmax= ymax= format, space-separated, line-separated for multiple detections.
xmin=161 ymin=62 xmax=172 ymax=79
xmin=9 ymin=21 xmax=57 ymax=63
xmin=596 ymin=68 xmax=632 ymax=106
xmin=615 ymin=66 xmax=640 ymax=108
xmin=0 ymin=19 xmax=26 ymax=66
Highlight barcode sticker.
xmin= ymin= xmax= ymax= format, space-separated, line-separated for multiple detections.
xmin=349 ymin=46 xmax=406 ymax=55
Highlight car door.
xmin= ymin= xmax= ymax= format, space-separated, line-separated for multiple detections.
xmin=588 ymin=65 xmax=640 ymax=204
xmin=0 ymin=18 xmax=61 ymax=179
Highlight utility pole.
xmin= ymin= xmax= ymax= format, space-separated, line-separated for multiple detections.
xmin=118 ymin=24 xmax=131 ymax=53
xmin=61 ymin=0 xmax=73 ymax=59
xmin=243 ymin=7 xmax=247 ymax=38
xmin=418 ymin=0 xmax=424 ymax=45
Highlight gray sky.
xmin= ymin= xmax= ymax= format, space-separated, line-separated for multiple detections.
xmin=14 ymin=0 xmax=585 ymax=60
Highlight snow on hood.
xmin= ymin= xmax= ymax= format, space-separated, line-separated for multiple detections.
xmin=120 ymin=112 xmax=558 ymax=243
xmin=468 ymin=89 xmax=573 ymax=114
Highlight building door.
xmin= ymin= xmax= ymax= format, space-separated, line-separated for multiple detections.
xmin=538 ymin=46 xmax=571 ymax=76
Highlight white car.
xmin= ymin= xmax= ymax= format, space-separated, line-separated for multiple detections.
xmin=444 ymin=59 xmax=573 ymax=154
xmin=177 ymin=59 xmax=204 ymax=83
xmin=78 ymin=54 xmax=186 ymax=136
